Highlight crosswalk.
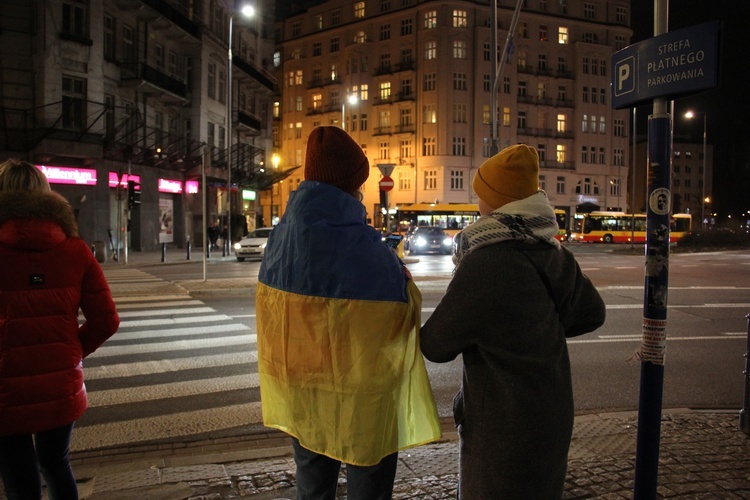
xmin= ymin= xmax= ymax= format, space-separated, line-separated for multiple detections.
xmin=72 ymin=268 xmax=260 ymax=453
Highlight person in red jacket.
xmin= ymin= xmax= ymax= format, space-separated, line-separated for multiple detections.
xmin=0 ymin=159 xmax=120 ymax=500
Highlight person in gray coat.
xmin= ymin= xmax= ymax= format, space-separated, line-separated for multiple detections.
xmin=420 ymin=144 xmax=606 ymax=499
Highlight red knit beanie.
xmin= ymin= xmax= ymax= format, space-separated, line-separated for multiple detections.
xmin=304 ymin=126 xmax=369 ymax=192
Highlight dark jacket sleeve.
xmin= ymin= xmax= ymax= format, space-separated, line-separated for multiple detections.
xmin=558 ymin=253 xmax=606 ymax=338
xmin=77 ymin=243 xmax=120 ymax=357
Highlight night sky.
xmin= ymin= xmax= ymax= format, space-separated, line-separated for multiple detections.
xmin=630 ymin=0 xmax=750 ymax=221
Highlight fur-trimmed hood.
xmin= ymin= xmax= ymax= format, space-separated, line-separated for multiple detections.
xmin=0 ymin=190 xmax=80 ymax=250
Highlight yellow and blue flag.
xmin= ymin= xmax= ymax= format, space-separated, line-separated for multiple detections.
xmin=256 ymin=182 xmax=441 ymax=466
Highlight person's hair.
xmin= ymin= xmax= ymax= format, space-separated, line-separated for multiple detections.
xmin=0 ymin=159 xmax=51 ymax=193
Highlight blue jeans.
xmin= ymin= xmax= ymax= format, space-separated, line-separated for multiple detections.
xmin=0 ymin=423 xmax=78 ymax=500
xmin=292 ymin=438 xmax=397 ymax=500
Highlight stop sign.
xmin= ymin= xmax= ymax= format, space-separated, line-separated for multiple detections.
xmin=379 ymin=176 xmax=394 ymax=191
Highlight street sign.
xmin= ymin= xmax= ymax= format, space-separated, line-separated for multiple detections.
xmin=379 ymin=176 xmax=394 ymax=191
xmin=377 ymin=163 xmax=396 ymax=178
xmin=611 ymin=21 xmax=721 ymax=109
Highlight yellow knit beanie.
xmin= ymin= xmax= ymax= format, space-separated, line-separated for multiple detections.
xmin=472 ymin=144 xmax=540 ymax=210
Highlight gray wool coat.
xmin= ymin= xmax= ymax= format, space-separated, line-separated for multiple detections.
xmin=420 ymin=240 xmax=606 ymax=499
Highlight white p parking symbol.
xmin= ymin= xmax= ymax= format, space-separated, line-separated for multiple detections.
xmin=614 ymin=56 xmax=635 ymax=97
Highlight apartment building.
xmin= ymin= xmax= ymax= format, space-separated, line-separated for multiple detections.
xmin=272 ymin=0 xmax=633 ymax=229
xmin=0 ymin=0 xmax=277 ymax=252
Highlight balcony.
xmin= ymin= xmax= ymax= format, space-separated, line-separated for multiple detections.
xmin=140 ymin=0 xmax=201 ymax=39
xmin=394 ymin=61 xmax=416 ymax=72
xmin=232 ymin=56 xmax=275 ymax=92
xmin=120 ymin=62 xmax=187 ymax=101
xmin=236 ymin=110 xmax=261 ymax=135
xmin=373 ymin=126 xmax=393 ymax=136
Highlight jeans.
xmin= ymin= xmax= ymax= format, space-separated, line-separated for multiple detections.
xmin=0 ymin=423 xmax=78 ymax=500
xmin=292 ymin=438 xmax=398 ymax=500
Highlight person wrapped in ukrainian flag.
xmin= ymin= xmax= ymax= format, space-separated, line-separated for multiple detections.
xmin=256 ymin=126 xmax=441 ymax=499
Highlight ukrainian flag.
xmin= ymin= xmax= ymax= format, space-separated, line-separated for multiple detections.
xmin=257 ymin=182 xmax=441 ymax=466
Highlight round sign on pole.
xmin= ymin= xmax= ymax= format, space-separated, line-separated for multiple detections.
xmin=379 ymin=176 xmax=394 ymax=191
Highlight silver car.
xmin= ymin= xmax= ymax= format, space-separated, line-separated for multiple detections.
xmin=233 ymin=227 xmax=273 ymax=261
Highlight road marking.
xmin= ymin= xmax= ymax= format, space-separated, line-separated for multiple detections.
xmin=116 ymin=307 xmax=215 ymax=318
xmin=89 ymin=334 xmax=257 ymax=358
xmin=88 ymin=374 xmax=260 ymax=407
xmin=84 ymin=352 xmax=257 ymax=380
xmin=605 ymin=303 xmax=750 ymax=309
xmin=116 ymin=299 xmax=204 ymax=310
xmin=569 ymin=335 xmax=745 ymax=344
xmin=71 ymin=402 xmax=264 ymax=452
xmin=118 ymin=314 xmax=234 ymax=328
xmin=112 ymin=323 xmax=250 ymax=340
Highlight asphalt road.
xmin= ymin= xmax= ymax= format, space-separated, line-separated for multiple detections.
xmin=75 ymin=246 xmax=749 ymax=452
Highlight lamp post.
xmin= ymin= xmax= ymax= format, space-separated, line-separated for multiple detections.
xmin=341 ymin=94 xmax=358 ymax=130
xmin=226 ymin=4 xmax=256 ymax=253
xmin=685 ymin=110 xmax=707 ymax=229
xmin=270 ymin=153 xmax=280 ymax=225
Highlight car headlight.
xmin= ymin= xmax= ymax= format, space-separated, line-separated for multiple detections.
xmin=234 ymin=242 xmax=242 ymax=250
xmin=415 ymin=236 xmax=426 ymax=246
xmin=260 ymin=243 xmax=267 ymax=249
xmin=442 ymin=237 xmax=452 ymax=246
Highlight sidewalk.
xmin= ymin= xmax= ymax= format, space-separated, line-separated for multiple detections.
xmin=66 ymin=410 xmax=749 ymax=499
xmin=60 ymin=250 xmax=750 ymax=498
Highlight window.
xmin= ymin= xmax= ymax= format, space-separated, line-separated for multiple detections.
xmin=538 ymin=54 xmax=547 ymax=71
xmin=453 ymin=73 xmax=467 ymax=90
xmin=556 ymin=176 xmax=565 ymax=194
xmin=453 ymin=40 xmax=467 ymax=59
xmin=503 ymin=107 xmax=510 ymax=127
xmin=614 ymin=119 xmax=625 ymax=137
xmin=312 ymin=41 xmax=322 ymax=56
xmin=518 ymin=81 xmax=527 ymax=97
xmin=379 ymin=82 xmax=391 ymax=100
xmin=557 ymin=85 xmax=567 ymax=102
xmin=401 ymin=18 xmax=413 ymax=35
xmin=610 ymin=178 xmax=621 ymax=196
xmin=423 ymin=73 xmax=436 ymax=91
xmin=104 ymin=94 xmax=115 ymax=139
xmin=295 ymin=122 xmax=303 ymax=139
xmin=483 ymin=43 xmax=491 ymax=61
xmin=379 ymin=141 xmax=390 ymax=160
xmin=424 ymin=41 xmax=437 ymax=60
xmin=557 ymin=114 xmax=566 ymax=133
xmin=539 ymin=175 xmax=546 ymax=191
xmin=313 ymin=94 xmax=322 ymax=110
xmin=400 ymin=139 xmax=413 ymax=158
xmin=615 ymin=35 xmax=626 ymax=50
xmin=483 ymin=75 xmax=491 ymax=92
xmin=451 ymin=170 xmax=464 ymax=190
xmin=482 ymin=105 xmax=490 ymax=124
xmin=380 ymin=0 xmax=390 ymax=12
xmin=355 ymin=31 xmax=366 ymax=43
xmin=291 ymin=21 xmax=301 ymax=37
xmin=218 ymin=69 xmax=226 ymax=103
xmin=582 ymin=86 xmax=589 ymax=102
xmin=537 ymin=145 xmax=546 ymax=162
xmin=452 ymin=137 xmax=466 ymax=156
xmin=616 ymin=6 xmax=627 ymax=23
xmin=503 ymin=77 xmax=511 ymax=94
xmin=207 ymin=63 xmax=216 ymax=99
xmin=295 ymin=70 xmax=303 ymax=85
xmin=581 ymin=146 xmax=588 ymax=163
xmin=539 ymin=25 xmax=548 ymax=41
xmin=423 ymin=137 xmax=436 ymax=156
xmin=581 ymin=114 xmax=588 ymax=132
xmin=380 ymin=53 xmax=391 ymax=71
xmin=380 ymin=24 xmax=390 ymax=40
xmin=360 ymin=113 xmax=368 ymax=131
xmin=332 ymin=9 xmax=341 ymax=25
xmin=599 ymin=116 xmax=606 ymax=134
xmin=424 ymin=11 xmax=437 ymax=29
xmin=423 ymin=104 xmax=436 ymax=123
xmin=582 ymin=57 xmax=589 ymax=74
xmin=207 ymin=122 xmax=215 ymax=147
xmin=360 ymin=84 xmax=369 ymax=101
xmin=558 ymin=56 xmax=567 ymax=73
xmin=600 ymin=88 xmax=606 ymax=105
xmin=614 ymin=149 xmax=624 ymax=167
xmin=584 ymin=2 xmax=595 ymax=19
xmin=330 ymin=37 xmax=340 ymax=52
xmin=453 ymin=10 xmax=467 ymax=28
xmin=313 ymin=15 xmax=323 ymax=30
xmin=354 ymin=2 xmax=365 ymax=18
xmin=599 ymin=148 xmax=605 ymax=164
xmin=518 ymin=111 xmax=527 ymax=130
xmin=558 ymin=26 xmax=568 ymax=44
xmin=399 ymin=171 xmax=412 ymax=190
xmin=62 ymin=0 xmax=88 ymax=39
xmin=122 ymin=24 xmax=135 ymax=62
xmin=556 ymin=144 xmax=567 ymax=163
xmin=424 ymin=170 xmax=437 ymax=190
xmin=103 ymin=14 xmax=115 ymax=60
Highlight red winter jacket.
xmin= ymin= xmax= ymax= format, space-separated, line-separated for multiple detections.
xmin=0 ymin=190 xmax=120 ymax=436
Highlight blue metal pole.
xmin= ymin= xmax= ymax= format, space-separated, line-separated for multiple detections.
xmin=633 ymin=114 xmax=672 ymax=499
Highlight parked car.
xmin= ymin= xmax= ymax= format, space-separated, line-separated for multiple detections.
xmin=408 ymin=226 xmax=453 ymax=255
xmin=234 ymin=227 xmax=274 ymax=261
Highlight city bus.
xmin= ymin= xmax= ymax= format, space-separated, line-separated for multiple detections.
xmin=396 ymin=203 xmax=568 ymax=241
xmin=570 ymin=211 xmax=692 ymax=243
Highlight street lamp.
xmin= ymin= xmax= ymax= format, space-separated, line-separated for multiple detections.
xmin=226 ymin=3 xmax=256 ymax=253
xmin=270 ymin=153 xmax=280 ymax=225
xmin=685 ymin=110 xmax=707 ymax=229
xmin=341 ymin=94 xmax=358 ymax=130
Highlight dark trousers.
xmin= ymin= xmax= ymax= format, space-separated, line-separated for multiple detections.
xmin=292 ymin=438 xmax=398 ymax=500
xmin=0 ymin=423 xmax=78 ymax=500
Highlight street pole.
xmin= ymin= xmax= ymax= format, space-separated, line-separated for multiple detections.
xmin=631 ymin=107 xmax=636 ymax=249
xmin=634 ymin=1 xmax=670 ymax=497
xmin=225 ymin=14 xmax=233 ymax=257
xmin=701 ymin=113 xmax=706 ymax=230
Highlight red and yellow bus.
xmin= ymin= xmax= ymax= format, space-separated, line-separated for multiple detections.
xmin=396 ymin=203 xmax=568 ymax=240
xmin=570 ymin=211 xmax=692 ymax=243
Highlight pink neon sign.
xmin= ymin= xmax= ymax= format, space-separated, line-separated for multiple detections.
xmin=108 ymin=172 xmax=142 ymax=188
xmin=185 ymin=180 xmax=199 ymax=194
xmin=36 ymin=165 xmax=97 ymax=186
xmin=158 ymin=178 xmax=183 ymax=194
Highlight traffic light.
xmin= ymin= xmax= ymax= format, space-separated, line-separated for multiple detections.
xmin=127 ymin=180 xmax=141 ymax=209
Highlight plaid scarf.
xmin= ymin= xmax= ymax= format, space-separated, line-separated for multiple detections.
xmin=453 ymin=191 xmax=561 ymax=267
